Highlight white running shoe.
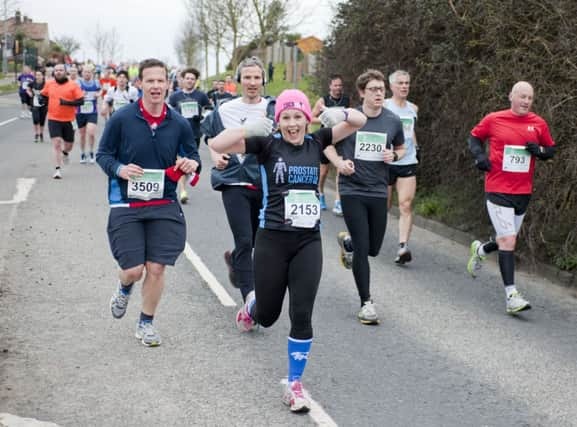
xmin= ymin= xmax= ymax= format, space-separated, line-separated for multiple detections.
xmin=467 ymin=240 xmax=485 ymax=278
xmin=506 ymin=291 xmax=531 ymax=314
xmin=80 ymin=153 xmax=87 ymax=164
xmin=337 ymin=231 xmax=353 ymax=270
xmin=110 ymin=284 xmax=131 ymax=319
xmin=52 ymin=169 xmax=62 ymax=179
xmin=332 ymin=200 xmax=343 ymax=216
xmin=236 ymin=291 xmax=257 ymax=332
xmin=358 ymin=301 xmax=379 ymax=325
xmin=282 ymin=380 xmax=311 ymax=413
xmin=89 ymin=152 xmax=96 ymax=164
xmin=135 ymin=321 xmax=162 ymax=347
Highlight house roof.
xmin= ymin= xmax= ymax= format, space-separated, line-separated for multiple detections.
xmin=1 ymin=17 xmax=49 ymax=41
xmin=296 ymin=36 xmax=323 ymax=54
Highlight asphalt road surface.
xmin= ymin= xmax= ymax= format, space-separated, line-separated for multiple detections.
xmin=1 ymin=93 xmax=577 ymax=427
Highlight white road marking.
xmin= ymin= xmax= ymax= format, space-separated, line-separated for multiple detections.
xmin=0 ymin=117 xmax=18 ymax=127
xmin=0 ymin=413 xmax=61 ymax=427
xmin=0 ymin=178 xmax=36 ymax=205
xmin=280 ymin=379 xmax=338 ymax=426
xmin=183 ymin=242 xmax=237 ymax=307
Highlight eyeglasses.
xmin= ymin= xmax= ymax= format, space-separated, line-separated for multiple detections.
xmin=365 ymin=86 xmax=385 ymax=94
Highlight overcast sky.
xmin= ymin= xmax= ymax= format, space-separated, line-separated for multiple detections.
xmin=19 ymin=0 xmax=340 ymax=73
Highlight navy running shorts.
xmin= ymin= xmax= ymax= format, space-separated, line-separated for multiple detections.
xmin=107 ymin=202 xmax=186 ymax=270
xmin=76 ymin=113 xmax=98 ymax=128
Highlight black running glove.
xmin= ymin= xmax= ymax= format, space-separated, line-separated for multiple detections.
xmin=525 ymin=142 xmax=555 ymax=160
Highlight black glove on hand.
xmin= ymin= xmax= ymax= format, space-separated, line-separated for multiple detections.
xmin=525 ymin=142 xmax=541 ymax=156
xmin=475 ymin=155 xmax=491 ymax=172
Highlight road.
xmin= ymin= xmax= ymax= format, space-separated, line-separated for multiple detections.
xmin=1 ymin=93 xmax=577 ymax=427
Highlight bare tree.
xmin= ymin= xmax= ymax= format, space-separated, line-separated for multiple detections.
xmin=54 ymin=35 xmax=81 ymax=57
xmin=175 ymin=19 xmax=201 ymax=67
xmin=184 ymin=0 xmax=211 ymax=79
xmin=221 ymin=0 xmax=249 ymax=69
xmin=104 ymin=27 xmax=122 ymax=63
xmin=88 ymin=23 xmax=108 ymax=64
xmin=250 ymin=0 xmax=289 ymax=48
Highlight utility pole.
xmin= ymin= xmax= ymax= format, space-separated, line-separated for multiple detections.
xmin=2 ymin=0 xmax=8 ymax=74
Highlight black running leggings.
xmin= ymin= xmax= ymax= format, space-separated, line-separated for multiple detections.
xmin=221 ymin=186 xmax=262 ymax=299
xmin=253 ymin=228 xmax=322 ymax=340
xmin=341 ymin=195 xmax=388 ymax=303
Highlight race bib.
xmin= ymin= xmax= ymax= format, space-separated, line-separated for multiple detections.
xmin=80 ymin=101 xmax=94 ymax=114
xmin=354 ymin=131 xmax=388 ymax=161
xmin=284 ymin=190 xmax=320 ymax=229
xmin=502 ymin=145 xmax=531 ymax=173
xmin=21 ymin=81 xmax=29 ymax=90
xmin=33 ymin=95 xmax=41 ymax=107
xmin=127 ymin=169 xmax=165 ymax=201
xmin=113 ymin=99 xmax=128 ymax=110
xmin=400 ymin=116 xmax=414 ymax=139
xmin=180 ymin=101 xmax=199 ymax=118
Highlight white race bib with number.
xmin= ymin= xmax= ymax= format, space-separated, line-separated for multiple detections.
xmin=354 ymin=131 xmax=388 ymax=161
xmin=284 ymin=190 xmax=320 ymax=229
xmin=113 ymin=99 xmax=128 ymax=110
xmin=21 ymin=81 xmax=29 ymax=90
xmin=80 ymin=101 xmax=94 ymax=114
xmin=502 ymin=145 xmax=531 ymax=173
xmin=127 ymin=169 xmax=165 ymax=201
xmin=33 ymin=95 xmax=41 ymax=107
xmin=180 ymin=101 xmax=199 ymax=119
xmin=400 ymin=116 xmax=414 ymax=139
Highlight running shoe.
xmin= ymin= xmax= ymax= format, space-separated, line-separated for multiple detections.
xmin=89 ymin=152 xmax=95 ymax=164
xmin=80 ymin=153 xmax=87 ymax=164
xmin=110 ymin=284 xmax=132 ymax=319
xmin=180 ymin=190 xmax=189 ymax=204
xmin=236 ymin=290 xmax=257 ymax=332
xmin=224 ymin=250 xmax=237 ymax=287
xmin=319 ymin=194 xmax=327 ymax=210
xmin=395 ymin=246 xmax=412 ymax=265
xmin=52 ymin=169 xmax=62 ymax=179
xmin=282 ymin=380 xmax=311 ymax=413
xmin=506 ymin=291 xmax=531 ymax=314
xmin=467 ymin=240 xmax=485 ymax=278
xmin=34 ymin=134 xmax=39 ymax=143
xmin=332 ymin=200 xmax=343 ymax=216
xmin=135 ymin=321 xmax=162 ymax=347
xmin=337 ymin=231 xmax=353 ymax=270
xmin=39 ymin=134 xmax=44 ymax=142
xmin=358 ymin=301 xmax=379 ymax=325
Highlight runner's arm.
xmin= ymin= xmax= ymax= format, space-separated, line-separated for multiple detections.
xmin=60 ymin=97 xmax=84 ymax=106
xmin=331 ymin=108 xmax=367 ymax=143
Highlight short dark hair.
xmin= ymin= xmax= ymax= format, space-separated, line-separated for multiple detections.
xmin=181 ymin=67 xmax=200 ymax=79
xmin=356 ymin=69 xmax=385 ymax=91
xmin=138 ymin=58 xmax=168 ymax=80
xmin=329 ymin=74 xmax=343 ymax=83
xmin=116 ymin=70 xmax=129 ymax=79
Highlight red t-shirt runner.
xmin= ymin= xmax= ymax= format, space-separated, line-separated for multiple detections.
xmin=470 ymin=109 xmax=555 ymax=194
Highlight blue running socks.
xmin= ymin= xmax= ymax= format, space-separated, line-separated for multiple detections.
xmin=288 ymin=337 xmax=312 ymax=382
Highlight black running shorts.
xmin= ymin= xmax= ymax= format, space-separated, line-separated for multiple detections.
xmin=48 ymin=120 xmax=75 ymax=143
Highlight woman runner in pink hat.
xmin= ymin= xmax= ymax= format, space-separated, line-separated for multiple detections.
xmin=210 ymin=89 xmax=366 ymax=413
